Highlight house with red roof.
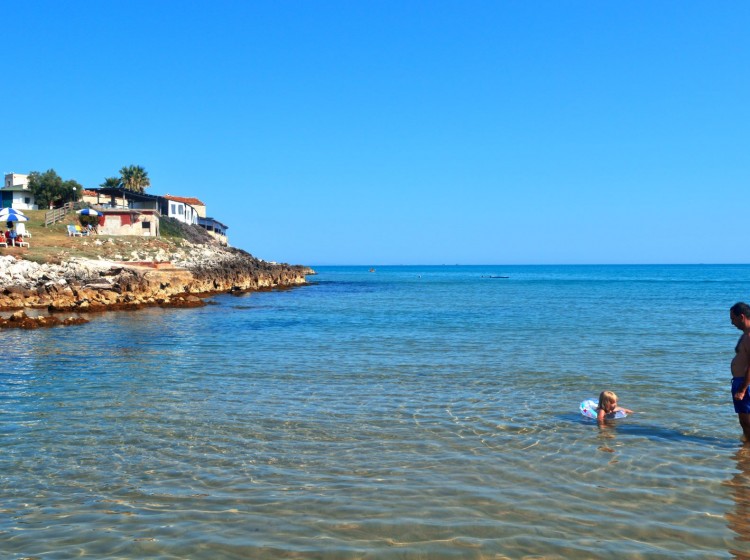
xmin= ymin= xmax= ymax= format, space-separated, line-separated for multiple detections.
xmin=162 ymin=194 xmax=205 ymax=223
xmin=79 ymin=187 xmax=228 ymax=245
xmin=162 ymin=194 xmax=204 ymax=225
xmin=161 ymin=194 xmax=229 ymax=245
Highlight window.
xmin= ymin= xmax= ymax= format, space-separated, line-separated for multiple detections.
xmin=170 ymin=203 xmax=176 ymax=215
xmin=24 ymin=197 xmax=30 ymax=204
xmin=179 ymin=205 xmax=183 ymax=215
xmin=142 ymin=221 xmax=150 ymax=229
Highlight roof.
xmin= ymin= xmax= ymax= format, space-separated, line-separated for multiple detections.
xmin=163 ymin=194 xmax=206 ymax=207
xmin=198 ymin=216 xmax=229 ymax=230
xmin=82 ymin=189 xmax=97 ymax=196
xmin=101 ymin=208 xmax=159 ymax=214
xmin=94 ymin=187 xmax=161 ymax=202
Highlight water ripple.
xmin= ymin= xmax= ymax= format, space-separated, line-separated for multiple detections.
xmin=2 ymin=265 xmax=750 ymax=558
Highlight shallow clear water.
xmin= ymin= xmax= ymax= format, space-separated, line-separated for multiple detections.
xmin=2 ymin=264 xmax=750 ymax=559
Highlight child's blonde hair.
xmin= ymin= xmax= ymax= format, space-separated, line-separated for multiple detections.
xmin=599 ymin=390 xmax=618 ymax=410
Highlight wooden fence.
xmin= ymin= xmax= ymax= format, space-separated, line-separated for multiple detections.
xmin=44 ymin=201 xmax=85 ymax=227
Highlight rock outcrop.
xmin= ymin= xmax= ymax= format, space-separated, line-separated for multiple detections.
xmin=0 ymin=245 xmax=312 ymax=314
xmin=0 ymin=310 xmax=88 ymax=329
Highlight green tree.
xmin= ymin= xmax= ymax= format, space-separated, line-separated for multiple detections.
xmin=100 ymin=176 xmax=122 ymax=189
xmin=119 ymin=165 xmax=150 ymax=193
xmin=28 ymin=169 xmax=83 ymax=209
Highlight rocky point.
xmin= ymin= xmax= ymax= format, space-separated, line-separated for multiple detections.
xmin=0 ymin=243 xmax=312 ymax=321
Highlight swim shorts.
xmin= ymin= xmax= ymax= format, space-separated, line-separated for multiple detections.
xmin=732 ymin=377 xmax=750 ymax=414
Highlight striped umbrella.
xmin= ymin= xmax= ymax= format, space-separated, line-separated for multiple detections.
xmin=0 ymin=208 xmax=27 ymax=217
xmin=76 ymin=208 xmax=101 ymax=216
xmin=3 ymin=213 xmax=28 ymax=222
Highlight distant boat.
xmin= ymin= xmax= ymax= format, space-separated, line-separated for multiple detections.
xmin=369 ymin=268 xmax=376 ymax=273
xmin=481 ymin=275 xmax=509 ymax=279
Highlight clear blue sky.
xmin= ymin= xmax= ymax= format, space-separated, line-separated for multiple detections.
xmin=2 ymin=1 xmax=747 ymax=265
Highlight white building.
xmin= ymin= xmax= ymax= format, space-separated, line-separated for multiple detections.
xmin=2 ymin=173 xmax=38 ymax=210
xmin=162 ymin=194 xmax=202 ymax=225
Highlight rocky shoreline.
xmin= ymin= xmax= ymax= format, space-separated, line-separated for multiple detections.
xmin=0 ymin=243 xmax=312 ymax=327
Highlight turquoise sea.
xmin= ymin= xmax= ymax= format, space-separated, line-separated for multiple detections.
xmin=3 ymin=264 xmax=750 ymax=559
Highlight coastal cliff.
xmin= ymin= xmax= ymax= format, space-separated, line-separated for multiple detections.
xmin=0 ymin=245 xmax=312 ymax=313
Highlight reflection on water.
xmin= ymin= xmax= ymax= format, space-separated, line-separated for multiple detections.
xmin=596 ymin=423 xmax=619 ymax=455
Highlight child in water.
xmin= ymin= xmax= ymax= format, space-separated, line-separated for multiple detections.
xmin=597 ymin=390 xmax=633 ymax=421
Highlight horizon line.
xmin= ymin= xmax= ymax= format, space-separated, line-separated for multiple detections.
xmin=302 ymin=262 xmax=750 ymax=267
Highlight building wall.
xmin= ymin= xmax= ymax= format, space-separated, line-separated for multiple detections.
xmin=1 ymin=190 xmax=35 ymax=209
xmin=167 ymin=201 xmax=198 ymax=225
xmin=198 ymin=218 xmax=229 ymax=246
xmin=168 ymin=201 xmax=183 ymax=221
xmin=11 ymin=191 xmax=36 ymax=210
xmin=129 ymin=200 xmax=159 ymax=211
xmin=4 ymin=173 xmax=28 ymax=188
xmin=2 ymin=174 xmax=37 ymax=209
xmin=98 ymin=212 xmax=159 ymax=237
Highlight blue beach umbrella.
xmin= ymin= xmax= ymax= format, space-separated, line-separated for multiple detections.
xmin=0 ymin=208 xmax=27 ymax=217
xmin=76 ymin=208 xmax=100 ymax=216
xmin=3 ymin=213 xmax=28 ymax=222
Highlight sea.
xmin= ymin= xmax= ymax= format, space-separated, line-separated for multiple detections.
xmin=2 ymin=264 xmax=750 ymax=559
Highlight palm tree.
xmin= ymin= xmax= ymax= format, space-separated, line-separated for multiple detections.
xmin=119 ymin=165 xmax=151 ymax=193
xmin=100 ymin=176 xmax=122 ymax=189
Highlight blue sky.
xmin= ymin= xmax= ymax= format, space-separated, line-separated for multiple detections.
xmin=2 ymin=1 xmax=747 ymax=265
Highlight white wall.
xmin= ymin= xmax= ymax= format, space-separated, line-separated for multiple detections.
xmin=4 ymin=173 xmax=28 ymax=188
xmin=12 ymin=191 xmax=37 ymax=210
xmin=167 ymin=200 xmax=198 ymax=225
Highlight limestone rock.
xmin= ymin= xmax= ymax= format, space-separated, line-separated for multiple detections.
xmin=0 ymin=244 xmax=312 ymax=316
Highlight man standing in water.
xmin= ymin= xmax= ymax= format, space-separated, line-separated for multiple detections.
xmin=730 ymin=302 xmax=750 ymax=441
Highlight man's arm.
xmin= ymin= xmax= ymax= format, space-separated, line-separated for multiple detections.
xmin=735 ymin=335 xmax=750 ymax=400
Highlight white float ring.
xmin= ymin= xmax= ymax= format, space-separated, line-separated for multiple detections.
xmin=580 ymin=398 xmax=627 ymax=419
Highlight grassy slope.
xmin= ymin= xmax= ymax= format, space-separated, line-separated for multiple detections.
xmin=6 ymin=209 xmax=214 ymax=265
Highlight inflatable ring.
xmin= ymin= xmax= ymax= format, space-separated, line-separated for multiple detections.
xmin=580 ymin=398 xmax=627 ymax=419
